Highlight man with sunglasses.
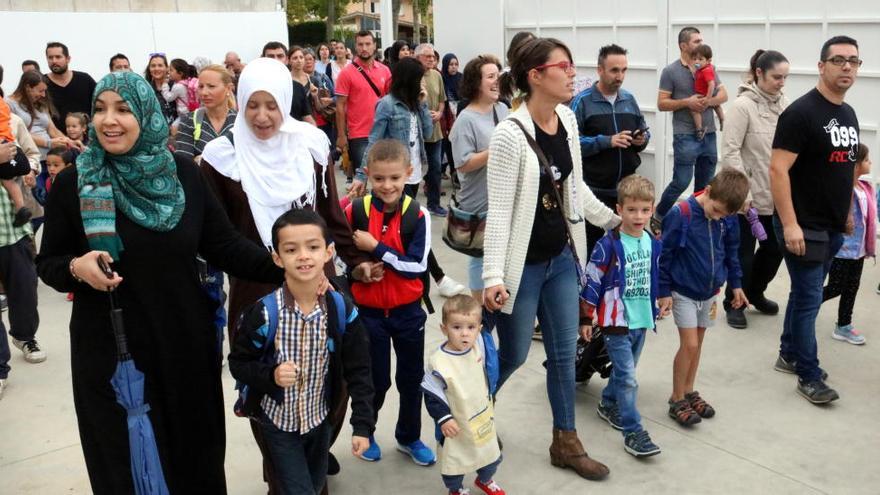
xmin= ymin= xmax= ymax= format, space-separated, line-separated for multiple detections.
xmin=570 ymin=44 xmax=649 ymax=257
xmin=768 ymin=36 xmax=862 ymax=405
xmin=43 ymin=41 xmax=96 ymax=130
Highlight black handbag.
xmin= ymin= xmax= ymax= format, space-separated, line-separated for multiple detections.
xmin=799 ymin=228 xmax=830 ymax=263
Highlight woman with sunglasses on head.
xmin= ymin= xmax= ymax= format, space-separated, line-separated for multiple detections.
xmin=143 ymin=53 xmax=177 ymax=129
xmin=482 ymin=38 xmax=618 ymax=481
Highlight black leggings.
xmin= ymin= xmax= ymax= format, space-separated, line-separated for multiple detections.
xmin=822 ymin=257 xmax=864 ymax=327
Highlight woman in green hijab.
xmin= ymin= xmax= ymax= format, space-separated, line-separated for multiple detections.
xmin=36 ymin=71 xmax=283 ymax=493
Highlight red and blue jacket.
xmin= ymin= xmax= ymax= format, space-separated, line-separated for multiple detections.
xmin=345 ymin=194 xmax=430 ymax=310
xmin=582 ymin=228 xmax=661 ymax=333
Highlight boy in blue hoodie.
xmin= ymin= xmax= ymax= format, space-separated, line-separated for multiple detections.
xmin=658 ymin=167 xmax=749 ymax=426
xmin=582 ymin=175 xmax=664 ymax=457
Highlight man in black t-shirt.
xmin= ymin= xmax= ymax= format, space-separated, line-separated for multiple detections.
xmin=769 ymin=36 xmax=861 ymax=405
xmin=44 ymin=42 xmax=97 ymax=130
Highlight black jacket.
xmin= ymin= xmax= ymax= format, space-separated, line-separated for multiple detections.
xmin=228 ymin=289 xmax=375 ymax=437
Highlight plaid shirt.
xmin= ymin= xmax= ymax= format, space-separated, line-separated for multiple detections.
xmin=0 ymin=182 xmax=32 ymax=247
xmin=261 ymin=289 xmax=330 ymax=433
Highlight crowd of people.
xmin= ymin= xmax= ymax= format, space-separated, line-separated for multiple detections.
xmin=0 ymin=25 xmax=869 ymax=495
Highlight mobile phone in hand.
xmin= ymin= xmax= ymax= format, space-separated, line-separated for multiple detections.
xmin=97 ymin=257 xmax=114 ymax=279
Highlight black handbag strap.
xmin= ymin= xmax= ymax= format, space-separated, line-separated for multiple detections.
xmin=510 ymin=117 xmax=583 ymax=268
xmin=352 ymin=61 xmax=382 ymax=98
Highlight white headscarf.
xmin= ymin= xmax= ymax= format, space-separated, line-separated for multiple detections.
xmin=202 ymin=57 xmax=330 ymax=249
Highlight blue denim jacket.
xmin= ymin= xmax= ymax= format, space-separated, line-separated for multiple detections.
xmin=359 ymin=94 xmax=434 ymax=182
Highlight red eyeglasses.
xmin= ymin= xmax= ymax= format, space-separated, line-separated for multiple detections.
xmin=532 ymin=61 xmax=576 ymax=73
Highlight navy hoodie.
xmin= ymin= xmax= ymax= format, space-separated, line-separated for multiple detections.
xmin=658 ymin=195 xmax=742 ymax=301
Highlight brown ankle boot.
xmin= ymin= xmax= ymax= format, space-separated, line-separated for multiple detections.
xmin=549 ymin=428 xmax=610 ymax=480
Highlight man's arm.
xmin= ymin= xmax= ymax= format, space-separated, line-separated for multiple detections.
xmin=658 ymin=90 xmax=706 ymax=113
xmin=335 ymin=95 xmax=348 ymax=147
xmin=769 ymin=148 xmax=803 ymax=254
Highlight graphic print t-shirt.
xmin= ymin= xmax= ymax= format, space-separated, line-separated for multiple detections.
xmin=620 ymin=232 xmax=654 ymax=330
xmin=772 ymin=88 xmax=858 ymax=232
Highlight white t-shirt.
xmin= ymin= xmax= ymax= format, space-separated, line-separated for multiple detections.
xmin=408 ymin=113 xmax=423 ymax=185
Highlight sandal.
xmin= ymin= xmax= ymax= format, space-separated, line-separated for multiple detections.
xmin=685 ymin=391 xmax=715 ymax=418
xmin=668 ymin=398 xmax=701 ymax=426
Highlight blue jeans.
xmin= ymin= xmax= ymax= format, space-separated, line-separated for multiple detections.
xmin=773 ymin=216 xmax=843 ymax=383
xmin=601 ymin=328 xmax=647 ymax=435
xmin=442 ymin=455 xmax=502 ymax=491
xmin=349 ymin=137 xmax=369 ymax=179
xmin=259 ymin=417 xmax=331 ymax=495
xmin=656 ymin=133 xmax=718 ymax=217
xmin=424 ymin=140 xmax=443 ymax=209
xmin=496 ymin=246 xmax=579 ymax=430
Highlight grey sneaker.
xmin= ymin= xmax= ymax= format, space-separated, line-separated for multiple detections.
xmin=773 ymin=355 xmax=796 ymax=374
xmin=596 ymin=402 xmax=623 ymax=431
xmin=774 ymin=355 xmax=828 ymax=380
xmin=12 ymin=339 xmax=47 ymax=363
xmin=797 ymin=379 xmax=839 ymax=404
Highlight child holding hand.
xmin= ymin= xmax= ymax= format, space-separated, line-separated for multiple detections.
xmin=423 ymin=295 xmax=504 ymax=495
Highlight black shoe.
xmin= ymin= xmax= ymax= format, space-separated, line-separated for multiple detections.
xmin=774 ymin=355 xmax=828 ymax=380
xmin=12 ymin=207 xmax=32 ymax=228
xmin=327 ymin=452 xmax=340 ymax=475
xmin=751 ymin=294 xmax=779 ymax=315
xmin=726 ymin=307 xmax=747 ymax=329
xmin=797 ymin=379 xmax=839 ymax=404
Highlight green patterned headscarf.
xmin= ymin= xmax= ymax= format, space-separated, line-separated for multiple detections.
xmin=77 ymin=71 xmax=185 ymax=259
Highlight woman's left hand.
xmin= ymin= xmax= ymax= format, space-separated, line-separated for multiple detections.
xmin=317 ymin=275 xmax=331 ymax=295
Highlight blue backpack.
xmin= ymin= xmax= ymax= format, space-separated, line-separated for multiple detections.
xmin=233 ymin=290 xmax=353 ymax=418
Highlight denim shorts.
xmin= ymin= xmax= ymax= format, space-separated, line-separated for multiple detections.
xmin=468 ymin=255 xmax=484 ymax=291
xmin=671 ymin=291 xmax=716 ymax=329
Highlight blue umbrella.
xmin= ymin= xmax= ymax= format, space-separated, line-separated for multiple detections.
xmin=108 ymin=288 xmax=171 ymax=495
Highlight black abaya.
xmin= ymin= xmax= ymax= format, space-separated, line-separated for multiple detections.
xmin=36 ymin=155 xmax=283 ymax=494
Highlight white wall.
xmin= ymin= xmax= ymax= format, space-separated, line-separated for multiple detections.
xmin=0 ymin=11 xmax=287 ymax=95
xmin=433 ymin=0 xmax=880 ymax=186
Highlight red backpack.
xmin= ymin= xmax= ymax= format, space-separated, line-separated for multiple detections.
xmin=185 ymin=78 xmax=200 ymax=112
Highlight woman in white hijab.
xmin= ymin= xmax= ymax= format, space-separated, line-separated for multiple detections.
xmin=201 ymin=58 xmax=372 ymax=492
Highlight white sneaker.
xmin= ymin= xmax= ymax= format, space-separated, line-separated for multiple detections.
xmin=12 ymin=338 xmax=47 ymax=363
xmin=0 ymin=378 xmax=6 ymax=400
xmin=437 ymin=276 xmax=466 ymax=298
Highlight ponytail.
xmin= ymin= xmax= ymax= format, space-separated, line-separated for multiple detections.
xmin=749 ymin=49 xmax=788 ymax=83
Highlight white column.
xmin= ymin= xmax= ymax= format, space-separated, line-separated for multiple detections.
xmin=380 ymin=0 xmax=395 ymax=47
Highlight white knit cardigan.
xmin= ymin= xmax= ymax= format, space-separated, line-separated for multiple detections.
xmin=482 ymin=103 xmax=620 ymax=314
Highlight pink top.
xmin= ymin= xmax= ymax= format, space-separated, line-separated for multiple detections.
xmin=694 ymin=64 xmax=716 ymax=96
xmin=335 ymin=60 xmax=391 ymax=139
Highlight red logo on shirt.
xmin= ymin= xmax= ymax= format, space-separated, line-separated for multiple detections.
xmin=828 ymin=150 xmax=850 ymax=163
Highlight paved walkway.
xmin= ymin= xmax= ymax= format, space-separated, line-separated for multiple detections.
xmin=1 ymin=178 xmax=878 ymax=494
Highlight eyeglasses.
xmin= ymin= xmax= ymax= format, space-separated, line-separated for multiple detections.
xmin=824 ymin=56 xmax=862 ymax=67
xmin=532 ymin=61 xmax=576 ymax=73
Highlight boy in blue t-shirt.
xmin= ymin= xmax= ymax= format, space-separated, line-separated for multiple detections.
xmin=581 ymin=175 xmax=664 ymax=457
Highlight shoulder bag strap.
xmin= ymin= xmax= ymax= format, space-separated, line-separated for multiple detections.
xmin=510 ymin=118 xmax=583 ymax=268
xmin=352 ymin=61 xmax=382 ymax=98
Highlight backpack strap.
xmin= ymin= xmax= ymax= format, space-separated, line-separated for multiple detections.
xmin=676 ymin=200 xmax=691 ymax=249
xmin=396 ymin=196 xmax=434 ymax=314
xmin=350 ymin=194 xmax=372 ymax=232
xmin=260 ymin=291 xmax=280 ymax=355
xmin=192 ymin=108 xmax=203 ymax=142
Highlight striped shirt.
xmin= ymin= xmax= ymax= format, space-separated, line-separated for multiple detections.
xmin=174 ymin=108 xmax=236 ymax=159
xmin=261 ymin=288 xmax=330 ymax=433
xmin=0 ymin=178 xmax=32 ymax=247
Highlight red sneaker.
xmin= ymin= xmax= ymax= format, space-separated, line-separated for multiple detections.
xmin=66 ymin=292 xmax=74 ymax=302
xmin=474 ymin=478 xmax=505 ymax=495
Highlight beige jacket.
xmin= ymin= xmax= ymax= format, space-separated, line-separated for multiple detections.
xmin=720 ymin=82 xmax=788 ymax=215
xmin=9 ymin=113 xmax=43 ymax=219
xmin=483 ymin=103 xmax=619 ymax=313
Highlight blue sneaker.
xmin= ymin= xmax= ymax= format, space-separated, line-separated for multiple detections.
xmin=832 ymin=324 xmax=866 ymax=345
xmin=596 ymin=402 xmax=622 ymax=431
xmin=396 ymin=439 xmax=436 ymax=466
xmin=359 ymin=436 xmax=381 ymax=462
xmin=428 ymin=206 xmax=448 ymax=217
xmin=624 ymin=430 xmax=661 ymax=458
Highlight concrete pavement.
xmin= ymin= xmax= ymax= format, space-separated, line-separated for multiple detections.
xmin=1 ymin=179 xmax=879 ymax=494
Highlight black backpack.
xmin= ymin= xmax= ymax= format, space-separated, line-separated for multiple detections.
xmin=575 ymin=329 xmax=612 ymax=383
xmin=349 ymin=194 xmax=434 ymax=314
